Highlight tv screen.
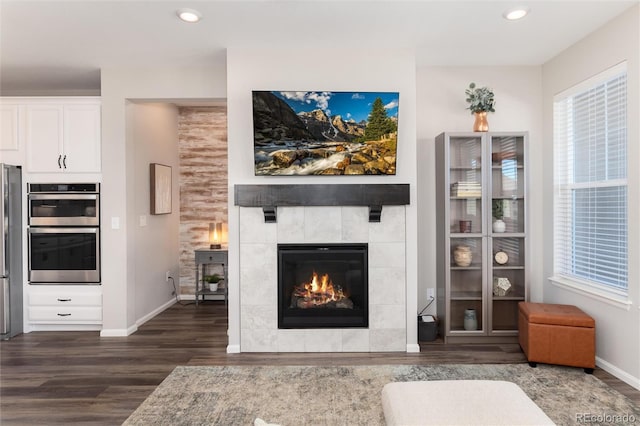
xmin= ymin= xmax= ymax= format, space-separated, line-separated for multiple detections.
xmin=253 ymin=91 xmax=399 ymax=176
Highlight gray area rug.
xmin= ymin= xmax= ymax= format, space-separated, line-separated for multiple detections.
xmin=124 ymin=364 xmax=640 ymax=426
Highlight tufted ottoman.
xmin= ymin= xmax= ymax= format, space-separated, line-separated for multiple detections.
xmin=381 ymin=380 xmax=554 ymax=425
xmin=518 ymin=302 xmax=595 ymax=373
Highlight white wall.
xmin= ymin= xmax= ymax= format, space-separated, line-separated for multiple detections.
xmin=416 ymin=66 xmax=543 ymax=316
xmin=226 ymin=48 xmax=418 ymax=352
xmin=541 ymin=5 xmax=640 ymax=388
xmin=131 ymin=103 xmax=180 ymax=320
xmin=100 ymin=64 xmax=226 ymax=336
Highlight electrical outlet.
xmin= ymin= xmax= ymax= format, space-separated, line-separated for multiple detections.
xmin=165 ymin=271 xmax=171 ymax=282
xmin=427 ymin=288 xmax=435 ymax=299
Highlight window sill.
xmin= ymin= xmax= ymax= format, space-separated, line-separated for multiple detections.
xmin=549 ymin=276 xmax=633 ymax=311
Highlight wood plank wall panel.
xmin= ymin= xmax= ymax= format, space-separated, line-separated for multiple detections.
xmin=178 ymin=106 xmax=228 ymax=295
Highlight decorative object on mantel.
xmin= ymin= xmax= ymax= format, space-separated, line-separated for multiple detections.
xmin=465 ymin=82 xmax=495 ymax=132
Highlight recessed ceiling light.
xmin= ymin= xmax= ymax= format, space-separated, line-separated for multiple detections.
xmin=503 ymin=7 xmax=530 ymax=21
xmin=176 ymin=8 xmax=202 ymax=23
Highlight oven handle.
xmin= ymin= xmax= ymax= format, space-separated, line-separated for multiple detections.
xmin=29 ymin=227 xmax=99 ymax=235
xmin=29 ymin=194 xmax=98 ymax=201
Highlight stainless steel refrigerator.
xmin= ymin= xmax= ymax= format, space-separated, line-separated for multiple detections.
xmin=1 ymin=163 xmax=23 ymax=340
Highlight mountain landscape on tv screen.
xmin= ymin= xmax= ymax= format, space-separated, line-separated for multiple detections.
xmin=252 ymin=91 xmax=399 ymax=176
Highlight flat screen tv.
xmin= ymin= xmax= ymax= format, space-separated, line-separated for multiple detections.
xmin=252 ymin=91 xmax=399 ymax=176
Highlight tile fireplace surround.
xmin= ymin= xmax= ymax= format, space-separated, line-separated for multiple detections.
xmin=239 ymin=205 xmax=407 ymax=352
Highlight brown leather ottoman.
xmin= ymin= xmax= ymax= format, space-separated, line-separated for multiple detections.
xmin=518 ymin=302 xmax=595 ymax=373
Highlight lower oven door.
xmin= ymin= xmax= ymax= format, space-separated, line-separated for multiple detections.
xmin=28 ymin=228 xmax=100 ymax=284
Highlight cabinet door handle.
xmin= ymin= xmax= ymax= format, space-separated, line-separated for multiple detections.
xmin=63 ymin=155 xmax=67 ymax=169
xmin=57 ymin=313 xmax=71 ymax=317
xmin=57 ymin=298 xmax=71 ymax=302
xmin=58 ymin=155 xmax=62 ymax=169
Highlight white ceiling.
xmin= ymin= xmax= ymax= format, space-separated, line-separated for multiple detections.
xmin=0 ymin=0 xmax=637 ymax=94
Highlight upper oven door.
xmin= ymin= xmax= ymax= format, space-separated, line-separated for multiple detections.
xmin=28 ymin=193 xmax=99 ymax=226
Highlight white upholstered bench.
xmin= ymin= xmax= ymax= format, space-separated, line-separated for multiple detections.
xmin=381 ymin=380 xmax=554 ymax=425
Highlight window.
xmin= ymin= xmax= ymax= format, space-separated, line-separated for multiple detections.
xmin=553 ymin=63 xmax=627 ymax=296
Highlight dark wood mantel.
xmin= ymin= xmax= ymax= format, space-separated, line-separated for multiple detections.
xmin=234 ymin=184 xmax=410 ymax=222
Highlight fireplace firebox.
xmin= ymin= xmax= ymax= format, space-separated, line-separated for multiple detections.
xmin=278 ymin=244 xmax=368 ymax=328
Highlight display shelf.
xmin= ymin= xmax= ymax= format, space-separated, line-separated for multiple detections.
xmin=451 ymin=291 xmax=483 ymax=300
xmin=436 ymin=131 xmax=528 ymax=343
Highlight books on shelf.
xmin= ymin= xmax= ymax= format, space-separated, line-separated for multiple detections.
xmin=451 ymin=182 xmax=481 ymax=197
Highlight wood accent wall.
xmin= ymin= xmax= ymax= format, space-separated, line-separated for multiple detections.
xmin=178 ymin=106 xmax=228 ymax=295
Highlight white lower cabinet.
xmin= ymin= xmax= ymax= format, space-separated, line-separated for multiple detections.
xmin=28 ymin=285 xmax=102 ymax=328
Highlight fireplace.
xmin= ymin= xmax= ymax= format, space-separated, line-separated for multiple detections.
xmin=278 ymin=243 xmax=368 ymax=329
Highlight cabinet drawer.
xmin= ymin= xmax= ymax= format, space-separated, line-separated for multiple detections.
xmin=195 ymin=250 xmax=227 ymax=264
xmin=29 ymin=291 xmax=102 ymax=306
xmin=28 ymin=306 xmax=102 ymax=323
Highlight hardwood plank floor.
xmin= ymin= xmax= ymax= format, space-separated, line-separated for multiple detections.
xmin=1 ymin=301 xmax=638 ymax=425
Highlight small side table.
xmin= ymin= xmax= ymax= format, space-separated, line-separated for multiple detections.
xmin=194 ymin=249 xmax=228 ymax=306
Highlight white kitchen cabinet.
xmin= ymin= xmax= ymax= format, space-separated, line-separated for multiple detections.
xmin=28 ymin=285 xmax=102 ymax=329
xmin=25 ymin=99 xmax=101 ymax=173
xmin=25 ymin=104 xmax=64 ymax=172
xmin=0 ymin=102 xmax=26 ymax=166
xmin=0 ymin=104 xmax=20 ymax=151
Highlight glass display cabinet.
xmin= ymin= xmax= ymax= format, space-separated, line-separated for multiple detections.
xmin=436 ymin=132 xmax=528 ymax=343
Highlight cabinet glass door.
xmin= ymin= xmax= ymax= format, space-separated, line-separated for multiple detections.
xmin=448 ymin=136 xmax=484 ymax=333
xmin=449 ymin=136 xmax=483 ymax=235
xmin=490 ymin=135 xmax=525 ymax=233
xmin=489 ymin=134 xmax=526 ymax=333
xmin=450 ymin=237 xmax=483 ymax=332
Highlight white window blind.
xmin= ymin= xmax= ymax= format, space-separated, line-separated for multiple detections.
xmin=553 ymin=63 xmax=627 ymax=294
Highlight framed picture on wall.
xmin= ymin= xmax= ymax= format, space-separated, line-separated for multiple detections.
xmin=150 ymin=163 xmax=172 ymax=214
xmin=252 ymin=90 xmax=400 ymax=176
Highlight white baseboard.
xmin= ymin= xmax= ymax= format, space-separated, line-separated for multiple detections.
xmin=100 ymin=298 xmax=177 ymax=336
xmin=136 ymin=298 xmax=176 ymax=327
xmin=227 ymin=344 xmax=241 ymax=353
xmin=28 ymin=324 xmax=101 ymax=332
xmin=100 ymin=324 xmax=137 ymax=337
xmin=596 ymin=356 xmax=640 ymax=390
xmin=406 ymin=343 xmax=421 ymax=353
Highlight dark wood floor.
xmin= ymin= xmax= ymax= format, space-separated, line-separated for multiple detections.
xmin=1 ymin=301 xmax=638 ymax=425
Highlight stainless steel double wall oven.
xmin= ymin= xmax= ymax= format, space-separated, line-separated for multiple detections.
xmin=28 ymin=183 xmax=100 ymax=284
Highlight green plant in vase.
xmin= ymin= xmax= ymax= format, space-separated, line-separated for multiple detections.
xmin=204 ymin=274 xmax=222 ymax=291
xmin=465 ymin=82 xmax=495 ymax=132
xmin=204 ymin=274 xmax=221 ymax=283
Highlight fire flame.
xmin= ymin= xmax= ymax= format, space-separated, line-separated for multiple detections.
xmin=294 ymin=271 xmax=346 ymax=306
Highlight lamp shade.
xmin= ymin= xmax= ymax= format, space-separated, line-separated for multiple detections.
xmin=209 ymin=223 xmax=222 ymax=249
